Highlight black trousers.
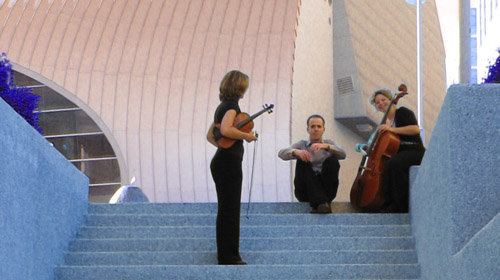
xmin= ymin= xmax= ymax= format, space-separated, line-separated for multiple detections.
xmin=210 ymin=150 xmax=243 ymax=264
xmin=294 ymin=155 xmax=340 ymax=207
xmin=382 ymin=147 xmax=425 ymax=212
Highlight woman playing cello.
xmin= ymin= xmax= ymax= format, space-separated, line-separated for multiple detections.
xmin=369 ymin=88 xmax=425 ymax=213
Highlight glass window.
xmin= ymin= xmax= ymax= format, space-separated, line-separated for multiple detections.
xmin=32 ymin=86 xmax=78 ymax=110
xmin=471 ymin=68 xmax=478 ymax=84
xmin=38 ymin=109 xmax=102 ymax=136
xmin=12 ymin=71 xmax=43 ymax=86
xmin=470 ymin=38 xmax=477 ymax=66
xmin=470 ymin=8 xmax=477 ymax=35
xmin=12 ymin=70 xmax=122 ymax=202
xmin=72 ymin=159 xmax=121 ymax=185
xmin=47 ymin=134 xmax=116 ymax=160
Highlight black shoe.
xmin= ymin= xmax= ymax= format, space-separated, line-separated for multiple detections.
xmin=219 ymin=260 xmax=247 ymax=265
xmin=379 ymin=203 xmax=400 ymax=213
xmin=316 ymin=202 xmax=332 ymax=214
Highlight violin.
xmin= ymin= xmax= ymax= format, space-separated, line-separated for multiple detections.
xmin=350 ymin=84 xmax=408 ymax=209
xmin=215 ymin=104 xmax=274 ymax=148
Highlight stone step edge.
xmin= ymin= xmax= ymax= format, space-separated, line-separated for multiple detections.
xmin=63 ymin=249 xmax=418 ymax=254
xmin=88 ymin=201 xmax=364 ymax=214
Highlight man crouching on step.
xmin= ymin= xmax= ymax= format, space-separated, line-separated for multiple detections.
xmin=278 ymin=114 xmax=346 ymax=214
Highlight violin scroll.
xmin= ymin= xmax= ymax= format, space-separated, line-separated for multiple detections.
xmin=263 ymin=104 xmax=274 ymax=114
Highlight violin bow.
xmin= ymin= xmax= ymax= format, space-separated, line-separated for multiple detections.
xmin=246 ymin=131 xmax=259 ymax=219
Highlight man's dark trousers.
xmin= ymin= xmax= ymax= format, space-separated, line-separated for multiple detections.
xmin=293 ymin=155 xmax=340 ymax=207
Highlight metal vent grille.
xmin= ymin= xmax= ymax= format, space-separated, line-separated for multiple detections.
xmin=337 ymin=76 xmax=354 ymax=95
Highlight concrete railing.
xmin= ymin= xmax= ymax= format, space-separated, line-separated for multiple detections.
xmin=410 ymin=84 xmax=500 ymax=279
xmin=0 ymin=98 xmax=89 ymax=280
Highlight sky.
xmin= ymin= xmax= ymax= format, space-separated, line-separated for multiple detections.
xmin=435 ymin=0 xmax=460 ymax=87
xmin=434 ymin=0 xmax=500 ymax=85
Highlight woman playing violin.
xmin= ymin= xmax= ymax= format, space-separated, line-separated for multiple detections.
xmin=371 ymin=89 xmax=425 ymax=213
xmin=206 ymin=70 xmax=257 ymax=265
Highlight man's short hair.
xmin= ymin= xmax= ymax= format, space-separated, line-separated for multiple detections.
xmin=306 ymin=114 xmax=325 ymax=127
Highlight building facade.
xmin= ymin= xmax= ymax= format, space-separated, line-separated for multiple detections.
xmin=0 ymin=0 xmax=446 ymax=203
xmin=474 ymin=0 xmax=500 ymax=82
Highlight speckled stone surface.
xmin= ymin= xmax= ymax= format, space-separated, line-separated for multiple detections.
xmin=410 ymin=84 xmax=500 ymax=279
xmin=55 ymin=202 xmax=420 ymax=279
xmin=0 ymin=98 xmax=89 ymax=280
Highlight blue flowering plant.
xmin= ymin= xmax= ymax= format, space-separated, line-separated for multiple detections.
xmin=0 ymin=53 xmax=42 ymax=134
xmin=483 ymin=49 xmax=500 ymax=84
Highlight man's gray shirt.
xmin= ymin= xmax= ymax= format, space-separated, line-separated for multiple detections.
xmin=278 ymin=139 xmax=346 ymax=173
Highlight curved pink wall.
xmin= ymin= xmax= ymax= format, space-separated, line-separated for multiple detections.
xmin=0 ymin=0 xmax=298 ymax=202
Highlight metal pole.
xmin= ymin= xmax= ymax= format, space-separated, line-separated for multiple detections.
xmin=459 ymin=0 xmax=471 ymax=83
xmin=417 ymin=0 xmax=425 ymax=143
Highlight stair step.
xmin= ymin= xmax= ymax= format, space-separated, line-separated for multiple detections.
xmin=88 ymin=202 xmax=313 ymax=214
xmin=83 ymin=213 xmax=410 ymax=227
xmin=76 ymin=224 xmax=411 ymax=238
xmin=56 ymin=203 xmax=420 ymax=279
xmin=54 ymin=264 xmax=420 ymax=279
xmin=68 ymin=237 xmax=415 ymax=252
xmin=63 ymin=250 xmax=418 ymax=265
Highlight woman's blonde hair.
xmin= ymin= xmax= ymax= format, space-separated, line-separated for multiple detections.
xmin=219 ymin=70 xmax=249 ymax=101
xmin=370 ymin=88 xmax=393 ymax=105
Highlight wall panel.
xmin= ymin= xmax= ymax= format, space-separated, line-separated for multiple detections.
xmin=2 ymin=0 xmax=298 ymax=203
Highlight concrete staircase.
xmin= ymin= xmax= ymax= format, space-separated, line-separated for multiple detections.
xmin=54 ymin=202 xmax=420 ymax=279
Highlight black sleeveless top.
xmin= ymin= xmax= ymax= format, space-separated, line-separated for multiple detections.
xmin=394 ymin=107 xmax=425 ymax=151
xmin=213 ymin=100 xmax=244 ymax=159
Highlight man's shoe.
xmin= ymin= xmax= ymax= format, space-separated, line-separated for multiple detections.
xmin=316 ymin=202 xmax=332 ymax=214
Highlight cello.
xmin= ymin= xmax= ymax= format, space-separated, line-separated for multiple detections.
xmin=350 ymin=84 xmax=408 ymax=209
